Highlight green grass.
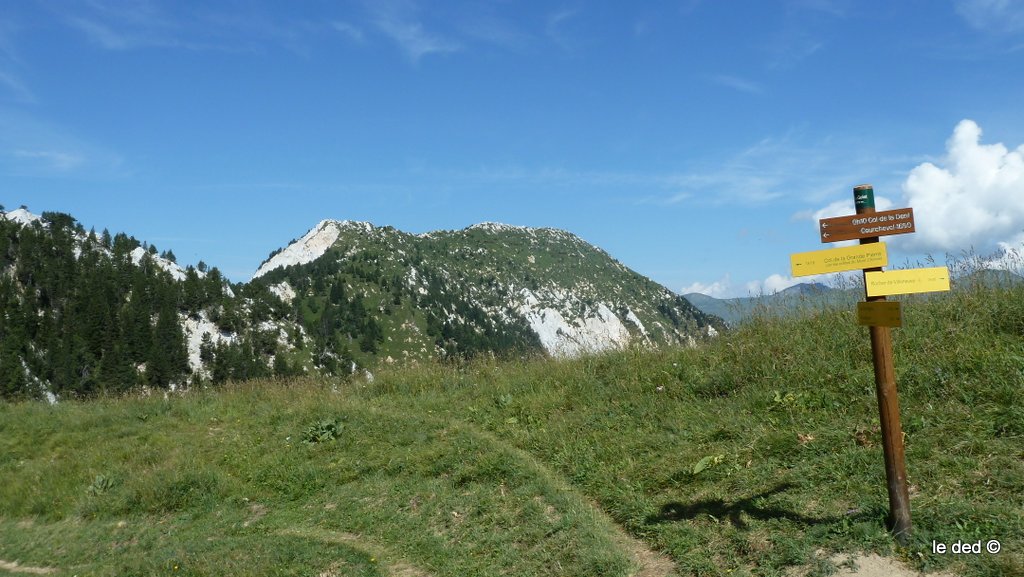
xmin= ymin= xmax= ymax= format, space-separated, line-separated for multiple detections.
xmin=2 ymin=278 xmax=1023 ymax=576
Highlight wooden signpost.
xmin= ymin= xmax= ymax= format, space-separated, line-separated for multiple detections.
xmin=857 ymin=301 xmax=902 ymax=328
xmin=789 ymin=184 xmax=952 ymax=543
xmin=819 ymin=207 xmax=916 ymax=243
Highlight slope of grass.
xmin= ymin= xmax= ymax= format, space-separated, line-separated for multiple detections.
xmin=1 ymin=278 xmax=1022 ymax=576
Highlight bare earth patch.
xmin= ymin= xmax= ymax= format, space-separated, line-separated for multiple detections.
xmin=280 ymin=528 xmax=433 ymax=577
xmin=832 ymin=554 xmax=958 ymax=577
xmin=789 ymin=553 xmax=959 ymax=577
xmin=0 ymin=559 xmax=57 ymax=575
xmin=618 ymin=534 xmax=676 ymax=577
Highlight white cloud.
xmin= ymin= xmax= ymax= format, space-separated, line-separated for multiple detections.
xmin=801 ymin=120 xmax=1024 ymax=259
xmin=746 ymin=273 xmax=807 ymax=295
xmin=14 ymin=149 xmax=84 ymax=171
xmin=651 ymin=129 xmax=895 ymax=207
xmin=54 ymin=2 xmax=321 ymax=54
xmin=745 ymin=271 xmax=857 ymax=295
xmin=681 ymin=274 xmax=731 ymax=297
xmin=792 ymin=194 xmax=896 ymax=247
xmin=454 ymin=7 xmax=532 ymax=51
xmin=0 ymin=68 xmax=32 ymax=102
xmin=0 ymin=18 xmax=33 ymax=102
xmin=368 ymin=0 xmax=459 ymax=62
xmin=713 ymin=75 xmax=764 ymax=95
xmin=66 ymin=15 xmax=134 ymax=50
xmin=956 ymin=0 xmax=1024 ymax=34
xmin=331 ymin=21 xmax=365 ymax=43
xmin=545 ymin=7 xmax=582 ymax=53
xmin=806 ymin=195 xmax=895 ymax=222
xmin=0 ymin=110 xmax=124 ymax=177
xmin=899 ymin=119 xmax=1024 ymax=254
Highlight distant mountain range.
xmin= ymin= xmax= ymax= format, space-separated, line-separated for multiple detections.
xmin=0 ymin=207 xmax=723 ymax=401
xmin=684 ymin=270 xmax=1024 ymax=326
xmin=683 ymin=283 xmax=858 ymax=326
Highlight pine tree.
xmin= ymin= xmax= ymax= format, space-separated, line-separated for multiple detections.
xmin=199 ymin=333 xmax=215 ymax=365
xmin=98 ymin=342 xmax=136 ymax=393
xmin=182 ymin=267 xmax=204 ymax=313
xmin=0 ymin=326 xmax=27 ymax=399
xmin=148 ymin=300 xmax=189 ymax=388
xmin=273 ymin=354 xmax=291 ymax=377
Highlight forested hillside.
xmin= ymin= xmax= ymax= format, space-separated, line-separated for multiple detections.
xmin=1 ymin=208 xmax=723 ymax=402
xmin=0 ymin=209 xmax=298 ymax=400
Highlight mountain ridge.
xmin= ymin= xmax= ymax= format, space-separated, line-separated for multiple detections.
xmin=1 ymin=206 xmax=723 ymax=401
xmin=252 ymin=217 xmax=723 ymax=363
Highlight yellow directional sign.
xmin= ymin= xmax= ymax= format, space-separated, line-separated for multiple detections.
xmin=790 ymin=242 xmax=888 ymax=277
xmin=865 ymin=267 xmax=951 ymax=297
xmin=857 ymin=301 xmax=903 ymax=327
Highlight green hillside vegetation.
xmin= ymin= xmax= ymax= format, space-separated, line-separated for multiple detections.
xmin=1 ymin=271 xmax=1022 ymax=576
xmin=256 ymin=222 xmax=719 ymax=368
xmin=0 ymin=213 xmax=299 ymax=399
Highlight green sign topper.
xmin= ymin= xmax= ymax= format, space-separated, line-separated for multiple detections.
xmin=854 ymin=184 xmax=875 ymax=211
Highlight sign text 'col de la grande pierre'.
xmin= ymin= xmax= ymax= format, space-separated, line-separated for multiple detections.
xmin=787 ymin=184 xmax=952 ymax=543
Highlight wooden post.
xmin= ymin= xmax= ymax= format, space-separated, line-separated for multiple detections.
xmin=855 ymin=184 xmax=912 ymax=542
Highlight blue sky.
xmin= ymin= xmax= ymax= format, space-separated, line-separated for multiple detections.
xmin=2 ymin=0 xmax=1023 ymax=296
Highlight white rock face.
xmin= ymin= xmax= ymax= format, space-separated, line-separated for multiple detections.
xmin=517 ymin=289 xmax=632 ymax=357
xmin=252 ymin=220 xmax=349 ymax=279
xmin=468 ymin=222 xmax=533 ymax=234
xmin=625 ymin=308 xmax=648 ymax=336
xmin=269 ymin=281 xmax=296 ymax=303
xmin=130 ymin=247 xmax=198 ymax=282
xmin=182 ymin=313 xmax=236 ymax=374
xmin=1 ymin=208 xmax=41 ymax=225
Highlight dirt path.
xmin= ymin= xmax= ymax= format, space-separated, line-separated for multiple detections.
xmin=280 ymin=527 xmax=433 ymax=577
xmin=788 ymin=552 xmax=959 ymax=577
xmin=0 ymin=560 xmax=57 ymax=575
xmin=459 ymin=423 xmax=677 ymax=577
xmin=830 ymin=554 xmax=958 ymax=577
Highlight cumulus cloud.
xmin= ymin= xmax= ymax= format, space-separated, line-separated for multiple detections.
xmin=807 ymin=194 xmax=895 ymax=222
xmin=745 ymin=271 xmax=858 ymax=295
xmin=680 ymin=274 xmax=732 ymax=297
xmin=746 ymin=273 xmax=813 ymax=295
xmin=793 ymin=195 xmax=896 ymax=247
xmin=900 ymin=119 xmax=1024 ymax=254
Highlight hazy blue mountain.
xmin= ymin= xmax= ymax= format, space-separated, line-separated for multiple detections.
xmin=684 ymin=283 xmax=860 ymax=326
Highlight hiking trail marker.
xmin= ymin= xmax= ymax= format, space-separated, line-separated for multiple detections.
xmin=865 ymin=267 xmax=951 ymax=297
xmin=857 ymin=301 xmax=902 ymax=328
xmin=790 ymin=243 xmax=888 ymax=276
xmin=819 ymin=207 xmax=916 ymax=243
xmin=789 ymin=184 xmax=952 ymax=543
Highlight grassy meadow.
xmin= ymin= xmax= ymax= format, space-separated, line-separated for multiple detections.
xmin=1 ymin=274 xmax=1022 ymax=576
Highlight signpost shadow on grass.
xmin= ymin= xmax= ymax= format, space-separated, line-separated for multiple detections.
xmin=645 ymin=483 xmax=839 ymax=530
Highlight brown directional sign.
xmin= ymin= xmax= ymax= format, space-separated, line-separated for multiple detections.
xmin=820 ymin=208 xmax=915 ymax=243
xmin=857 ymin=301 xmax=902 ymax=328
